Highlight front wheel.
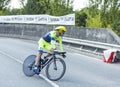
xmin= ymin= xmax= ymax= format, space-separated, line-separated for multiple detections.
xmin=46 ymin=58 xmax=66 ymax=81
xmin=23 ymin=55 xmax=36 ymax=77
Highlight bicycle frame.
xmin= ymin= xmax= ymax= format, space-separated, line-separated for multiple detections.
xmin=40 ymin=53 xmax=56 ymax=69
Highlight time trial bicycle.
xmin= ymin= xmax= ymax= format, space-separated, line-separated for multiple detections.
xmin=23 ymin=50 xmax=66 ymax=81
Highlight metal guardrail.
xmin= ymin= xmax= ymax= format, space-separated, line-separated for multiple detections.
xmin=63 ymin=37 xmax=120 ymax=56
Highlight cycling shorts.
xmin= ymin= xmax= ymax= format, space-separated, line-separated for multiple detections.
xmin=38 ymin=38 xmax=55 ymax=53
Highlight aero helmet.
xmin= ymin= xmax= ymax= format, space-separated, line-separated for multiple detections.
xmin=54 ymin=26 xmax=67 ymax=33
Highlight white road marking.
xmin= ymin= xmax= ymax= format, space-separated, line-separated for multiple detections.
xmin=0 ymin=50 xmax=59 ymax=87
xmin=0 ymin=50 xmax=23 ymax=64
xmin=39 ymin=74 xmax=59 ymax=87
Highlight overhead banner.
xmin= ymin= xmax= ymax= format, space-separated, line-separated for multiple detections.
xmin=0 ymin=14 xmax=75 ymax=25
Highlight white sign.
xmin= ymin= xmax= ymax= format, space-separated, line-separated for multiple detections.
xmin=0 ymin=14 xmax=75 ymax=25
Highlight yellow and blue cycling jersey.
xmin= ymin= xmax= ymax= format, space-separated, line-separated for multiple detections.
xmin=38 ymin=30 xmax=63 ymax=53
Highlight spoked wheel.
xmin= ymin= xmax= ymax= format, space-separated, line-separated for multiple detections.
xmin=46 ymin=58 xmax=66 ymax=81
xmin=23 ymin=55 xmax=36 ymax=76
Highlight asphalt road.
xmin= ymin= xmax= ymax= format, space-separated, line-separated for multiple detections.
xmin=0 ymin=37 xmax=120 ymax=87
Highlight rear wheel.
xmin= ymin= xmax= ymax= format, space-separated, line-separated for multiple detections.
xmin=46 ymin=58 xmax=66 ymax=81
xmin=23 ymin=55 xmax=36 ymax=76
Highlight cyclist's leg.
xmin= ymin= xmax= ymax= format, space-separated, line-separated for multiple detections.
xmin=33 ymin=38 xmax=44 ymax=74
xmin=35 ymin=52 xmax=42 ymax=65
xmin=35 ymin=38 xmax=45 ymax=65
xmin=33 ymin=52 xmax=42 ymax=74
xmin=44 ymin=44 xmax=55 ymax=58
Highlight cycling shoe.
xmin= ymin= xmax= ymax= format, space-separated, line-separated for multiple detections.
xmin=33 ymin=65 xmax=41 ymax=75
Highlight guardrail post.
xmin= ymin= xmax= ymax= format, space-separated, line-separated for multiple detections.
xmin=93 ymin=49 xmax=97 ymax=53
xmin=79 ymin=46 xmax=83 ymax=50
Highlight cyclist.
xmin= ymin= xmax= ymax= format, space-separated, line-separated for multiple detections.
xmin=33 ymin=26 xmax=67 ymax=74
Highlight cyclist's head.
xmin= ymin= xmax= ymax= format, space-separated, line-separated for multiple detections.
xmin=54 ymin=26 xmax=67 ymax=36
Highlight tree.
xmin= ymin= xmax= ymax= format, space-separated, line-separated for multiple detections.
xmin=4 ymin=8 xmax=22 ymax=15
xmin=21 ymin=0 xmax=73 ymax=16
xmin=86 ymin=0 xmax=120 ymax=27
xmin=0 ymin=0 xmax=10 ymax=10
xmin=75 ymin=11 xmax=87 ymax=27
xmin=86 ymin=12 xmax=102 ymax=28
xmin=0 ymin=0 xmax=10 ymax=15
xmin=114 ymin=21 xmax=120 ymax=36
xmin=49 ymin=0 xmax=73 ymax=16
xmin=23 ymin=0 xmax=44 ymax=14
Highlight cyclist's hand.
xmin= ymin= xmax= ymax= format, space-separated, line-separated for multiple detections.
xmin=62 ymin=54 xmax=66 ymax=58
xmin=50 ymin=48 xmax=54 ymax=53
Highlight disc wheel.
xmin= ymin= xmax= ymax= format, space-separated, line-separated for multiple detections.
xmin=23 ymin=55 xmax=36 ymax=76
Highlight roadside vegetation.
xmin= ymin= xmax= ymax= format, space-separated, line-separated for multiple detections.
xmin=0 ymin=0 xmax=120 ymax=35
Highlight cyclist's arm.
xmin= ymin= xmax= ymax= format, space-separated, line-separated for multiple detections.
xmin=50 ymin=31 xmax=64 ymax=52
xmin=58 ymin=37 xmax=64 ymax=52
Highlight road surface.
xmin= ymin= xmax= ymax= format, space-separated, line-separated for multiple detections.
xmin=0 ymin=38 xmax=120 ymax=87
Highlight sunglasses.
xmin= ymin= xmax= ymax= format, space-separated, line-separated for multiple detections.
xmin=61 ymin=31 xmax=65 ymax=35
